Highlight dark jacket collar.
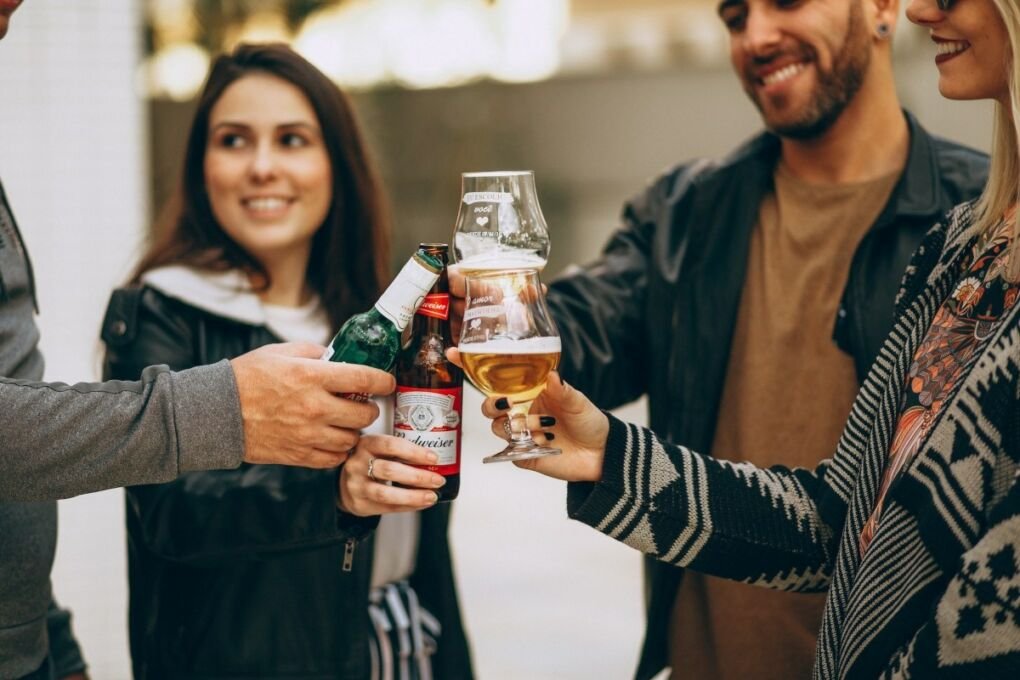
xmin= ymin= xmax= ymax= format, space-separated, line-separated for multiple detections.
xmin=719 ymin=110 xmax=947 ymax=223
xmin=893 ymin=111 xmax=949 ymax=217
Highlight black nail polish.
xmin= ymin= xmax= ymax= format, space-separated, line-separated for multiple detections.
xmin=540 ymin=416 xmax=557 ymax=427
xmin=545 ymin=433 xmax=556 ymax=441
xmin=494 ymin=397 xmax=510 ymax=410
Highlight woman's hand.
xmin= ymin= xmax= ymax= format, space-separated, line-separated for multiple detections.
xmin=449 ymin=345 xmax=609 ymax=483
xmin=487 ymin=371 xmax=608 ymax=482
xmin=338 ymin=435 xmax=445 ymax=516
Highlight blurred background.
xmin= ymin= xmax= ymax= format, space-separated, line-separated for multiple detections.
xmin=0 ymin=0 xmax=992 ymax=678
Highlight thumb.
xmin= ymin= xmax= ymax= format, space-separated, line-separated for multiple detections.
xmin=260 ymin=342 xmax=328 ymax=360
xmin=546 ymin=371 xmax=592 ymax=417
xmin=445 ymin=347 xmax=463 ymax=369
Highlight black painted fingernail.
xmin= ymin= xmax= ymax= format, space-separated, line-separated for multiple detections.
xmin=540 ymin=416 xmax=557 ymax=427
xmin=545 ymin=433 xmax=556 ymax=441
xmin=495 ymin=397 xmax=510 ymax=410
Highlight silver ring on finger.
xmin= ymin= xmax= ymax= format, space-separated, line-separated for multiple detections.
xmin=367 ymin=457 xmax=380 ymax=482
xmin=503 ymin=417 xmax=513 ymax=439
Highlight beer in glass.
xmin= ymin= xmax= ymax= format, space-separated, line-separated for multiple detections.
xmin=459 ymin=269 xmax=561 ymax=463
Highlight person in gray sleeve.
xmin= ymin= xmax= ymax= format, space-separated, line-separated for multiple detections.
xmin=0 ymin=4 xmax=417 ymax=679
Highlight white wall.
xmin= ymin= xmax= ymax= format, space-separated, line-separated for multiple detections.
xmin=0 ymin=2 xmax=145 ymax=677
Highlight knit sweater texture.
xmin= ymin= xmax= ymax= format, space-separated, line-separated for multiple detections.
xmin=568 ymin=201 xmax=1020 ymax=679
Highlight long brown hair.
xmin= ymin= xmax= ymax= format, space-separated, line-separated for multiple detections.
xmin=133 ymin=42 xmax=391 ymax=328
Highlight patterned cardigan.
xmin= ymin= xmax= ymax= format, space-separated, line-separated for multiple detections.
xmin=567 ymin=201 xmax=1020 ymax=679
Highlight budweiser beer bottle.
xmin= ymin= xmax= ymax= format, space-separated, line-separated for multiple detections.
xmin=393 ymin=243 xmax=463 ymax=501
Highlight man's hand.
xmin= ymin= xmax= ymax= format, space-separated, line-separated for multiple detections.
xmin=231 ymin=343 xmax=396 ymax=469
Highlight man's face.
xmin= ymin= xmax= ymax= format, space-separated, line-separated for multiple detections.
xmin=0 ymin=0 xmax=24 ymax=41
xmin=719 ymin=0 xmax=873 ymax=139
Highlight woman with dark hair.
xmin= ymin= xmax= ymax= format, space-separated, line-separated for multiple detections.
xmin=101 ymin=43 xmax=473 ymax=680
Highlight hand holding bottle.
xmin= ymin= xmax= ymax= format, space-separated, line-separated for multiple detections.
xmin=338 ymin=436 xmax=446 ymax=516
xmin=231 ymin=342 xmax=395 ymax=469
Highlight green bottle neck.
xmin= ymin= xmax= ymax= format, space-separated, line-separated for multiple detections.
xmin=374 ymin=253 xmax=441 ymax=331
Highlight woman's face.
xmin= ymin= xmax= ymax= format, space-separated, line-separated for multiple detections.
xmin=906 ymin=0 xmax=1012 ymax=106
xmin=204 ymin=72 xmax=332 ymax=267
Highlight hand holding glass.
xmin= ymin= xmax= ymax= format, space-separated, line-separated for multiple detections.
xmin=459 ymin=269 xmax=561 ymax=463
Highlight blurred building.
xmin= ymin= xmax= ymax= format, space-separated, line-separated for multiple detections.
xmin=144 ymin=0 xmax=991 ymax=277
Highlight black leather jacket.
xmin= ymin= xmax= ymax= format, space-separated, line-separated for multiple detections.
xmin=101 ymin=286 xmax=474 ymax=680
xmin=546 ymin=113 xmax=989 ymax=680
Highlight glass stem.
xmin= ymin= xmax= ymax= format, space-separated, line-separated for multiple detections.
xmin=509 ymin=403 xmax=532 ymax=443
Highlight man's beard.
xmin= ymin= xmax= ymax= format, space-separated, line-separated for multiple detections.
xmin=747 ymin=5 xmax=871 ymax=140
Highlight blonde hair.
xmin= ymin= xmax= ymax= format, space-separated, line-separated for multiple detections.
xmin=979 ymin=0 xmax=1020 ymax=280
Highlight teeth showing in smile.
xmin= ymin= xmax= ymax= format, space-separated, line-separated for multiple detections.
xmin=761 ymin=63 xmax=806 ymax=86
xmin=244 ymin=197 xmax=290 ymax=212
xmin=936 ymin=41 xmax=968 ymax=57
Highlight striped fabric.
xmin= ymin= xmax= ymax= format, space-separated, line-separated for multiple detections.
xmin=367 ymin=581 xmax=440 ymax=680
xmin=567 ymin=202 xmax=1020 ymax=678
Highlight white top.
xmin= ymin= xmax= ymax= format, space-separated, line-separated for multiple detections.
xmin=141 ymin=265 xmax=419 ymax=586
xmin=262 ymin=299 xmax=331 ymax=345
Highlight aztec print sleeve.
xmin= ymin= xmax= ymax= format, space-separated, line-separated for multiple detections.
xmin=567 ymin=415 xmax=839 ymax=592
xmin=880 ymin=478 xmax=1020 ymax=678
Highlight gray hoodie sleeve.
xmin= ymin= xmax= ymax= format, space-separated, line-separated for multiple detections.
xmin=0 ymin=360 xmax=245 ymax=501
xmin=1 ymin=177 xmax=244 ymax=501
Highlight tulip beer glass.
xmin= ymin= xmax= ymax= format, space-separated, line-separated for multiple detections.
xmin=452 ymin=171 xmax=550 ymax=274
xmin=459 ymin=269 xmax=561 ymax=463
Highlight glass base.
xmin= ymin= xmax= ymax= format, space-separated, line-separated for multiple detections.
xmin=483 ymin=441 xmax=561 ymax=464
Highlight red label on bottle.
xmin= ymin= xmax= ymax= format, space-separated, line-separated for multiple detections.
xmin=393 ymin=385 xmax=461 ymax=476
xmin=417 ymin=293 xmax=450 ymax=320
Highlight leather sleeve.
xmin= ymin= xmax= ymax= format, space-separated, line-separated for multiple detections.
xmin=104 ymin=288 xmax=376 ymax=565
xmin=546 ymin=166 xmax=690 ymax=409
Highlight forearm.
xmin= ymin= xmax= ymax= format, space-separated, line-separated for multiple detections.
xmin=0 ymin=362 xmax=243 ymax=501
xmin=567 ymin=416 xmax=835 ymax=591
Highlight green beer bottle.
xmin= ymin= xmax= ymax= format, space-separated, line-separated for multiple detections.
xmin=322 ymin=250 xmax=442 ymax=372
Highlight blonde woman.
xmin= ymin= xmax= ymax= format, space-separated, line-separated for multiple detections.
xmin=468 ymin=0 xmax=1020 ymax=676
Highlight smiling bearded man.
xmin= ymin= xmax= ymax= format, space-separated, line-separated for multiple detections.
xmin=529 ymin=0 xmax=993 ymax=678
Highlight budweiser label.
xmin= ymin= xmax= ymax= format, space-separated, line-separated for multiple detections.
xmin=393 ymin=386 xmax=462 ymax=475
xmin=417 ymin=293 xmax=450 ymax=320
